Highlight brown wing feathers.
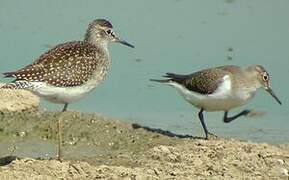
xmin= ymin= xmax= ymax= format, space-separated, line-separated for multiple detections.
xmin=156 ymin=69 xmax=228 ymax=95
xmin=3 ymin=41 xmax=98 ymax=87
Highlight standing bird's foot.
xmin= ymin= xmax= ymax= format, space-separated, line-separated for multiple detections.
xmin=54 ymin=155 xmax=63 ymax=162
xmin=49 ymin=155 xmax=63 ymax=162
xmin=62 ymin=103 xmax=68 ymax=112
xmin=56 ymin=113 xmax=64 ymax=161
xmin=56 ymin=105 xmax=69 ymax=160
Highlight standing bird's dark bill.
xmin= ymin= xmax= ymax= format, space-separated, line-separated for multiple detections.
xmin=119 ymin=40 xmax=135 ymax=48
xmin=113 ymin=37 xmax=134 ymax=48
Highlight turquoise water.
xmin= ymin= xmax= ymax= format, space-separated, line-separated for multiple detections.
xmin=0 ymin=0 xmax=288 ymax=143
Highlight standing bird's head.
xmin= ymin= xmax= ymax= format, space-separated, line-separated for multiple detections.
xmin=84 ymin=19 xmax=134 ymax=48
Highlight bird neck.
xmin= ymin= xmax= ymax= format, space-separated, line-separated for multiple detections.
xmin=233 ymin=71 xmax=261 ymax=99
xmin=243 ymin=69 xmax=262 ymax=90
xmin=84 ymin=29 xmax=108 ymax=52
xmin=84 ymin=31 xmax=110 ymax=67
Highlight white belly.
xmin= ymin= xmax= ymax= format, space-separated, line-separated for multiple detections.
xmin=168 ymin=75 xmax=253 ymax=111
xmin=186 ymin=96 xmax=248 ymax=111
xmin=30 ymin=76 xmax=102 ymax=104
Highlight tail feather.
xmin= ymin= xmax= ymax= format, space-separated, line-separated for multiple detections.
xmin=162 ymin=73 xmax=189 ymax=84
xmin=164 ymin=73 xmax=189 ymax=79
xmin=1 ymin=81 xmax=31 ymax=90
xmin=3 ymin=71 xmax=16 ymax=78
xmin=149 ymin=79 xmax=171 ymax=83
xmin=151 ymin=72 xmax=189 ymax=84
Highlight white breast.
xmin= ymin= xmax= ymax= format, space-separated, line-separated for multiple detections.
xmin=168 ymin=75 xmax=250 ymax=111
xmin=30 ymin=71 xmax=106 ymax=104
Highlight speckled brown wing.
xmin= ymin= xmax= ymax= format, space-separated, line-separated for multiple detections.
xmin=165 ymin=68 xmax=231 ymax=95
xmin=3 ymin=41 xmax=98 ymax=87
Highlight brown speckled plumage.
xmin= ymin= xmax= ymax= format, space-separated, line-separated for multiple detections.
xmin=2 ymin=19 xmax=122 ymax=89
xmin=164 ymin=66 xmax=239 ymax=94
xmin=1 ymin=18 xmax=134 ymax=160
xmin=183 ymin=69 xmax=228 ymax=94
xmin=3 ymin=41 xmax=103 ymax=87
xmin=2 ymin=18 xmax=134 ymax=98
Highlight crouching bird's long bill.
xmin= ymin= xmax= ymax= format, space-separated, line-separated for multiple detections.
xmin=151 ymin=65 xmax=281 ymax=139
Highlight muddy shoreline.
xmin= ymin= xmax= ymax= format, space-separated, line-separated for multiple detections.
xmin=0 ymin=111 xmax=288 ymax=179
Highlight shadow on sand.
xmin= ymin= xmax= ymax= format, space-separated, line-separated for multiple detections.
xmin=131 ymin=123 xmax=205 ymax=140
xmin=0 ymin=156 xmax=18 ymax=166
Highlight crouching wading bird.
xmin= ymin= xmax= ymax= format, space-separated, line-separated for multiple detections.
xmin=151 ymin=65 xmax=281 ymax=139
xmin=1 ymin=19 xmax=134 ymax=159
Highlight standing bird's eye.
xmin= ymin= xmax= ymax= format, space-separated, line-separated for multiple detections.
xmin=106 ymin=29 xmax=112 ymax=34
xmin=105 ymin=29 xmax=115 ymax=37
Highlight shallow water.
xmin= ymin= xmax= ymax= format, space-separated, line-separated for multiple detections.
xmin=0 ymin=0 xmax=288 ymax=143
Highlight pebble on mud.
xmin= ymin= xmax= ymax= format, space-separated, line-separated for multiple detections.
xmin=0 ymin=86 xmax=39 ymax=112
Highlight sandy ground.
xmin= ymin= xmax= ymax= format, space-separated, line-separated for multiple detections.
xmin=0 ymin=90 xmax=288 ymax=179
xmin=0 ymin=111 xmax=288 ymax=179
